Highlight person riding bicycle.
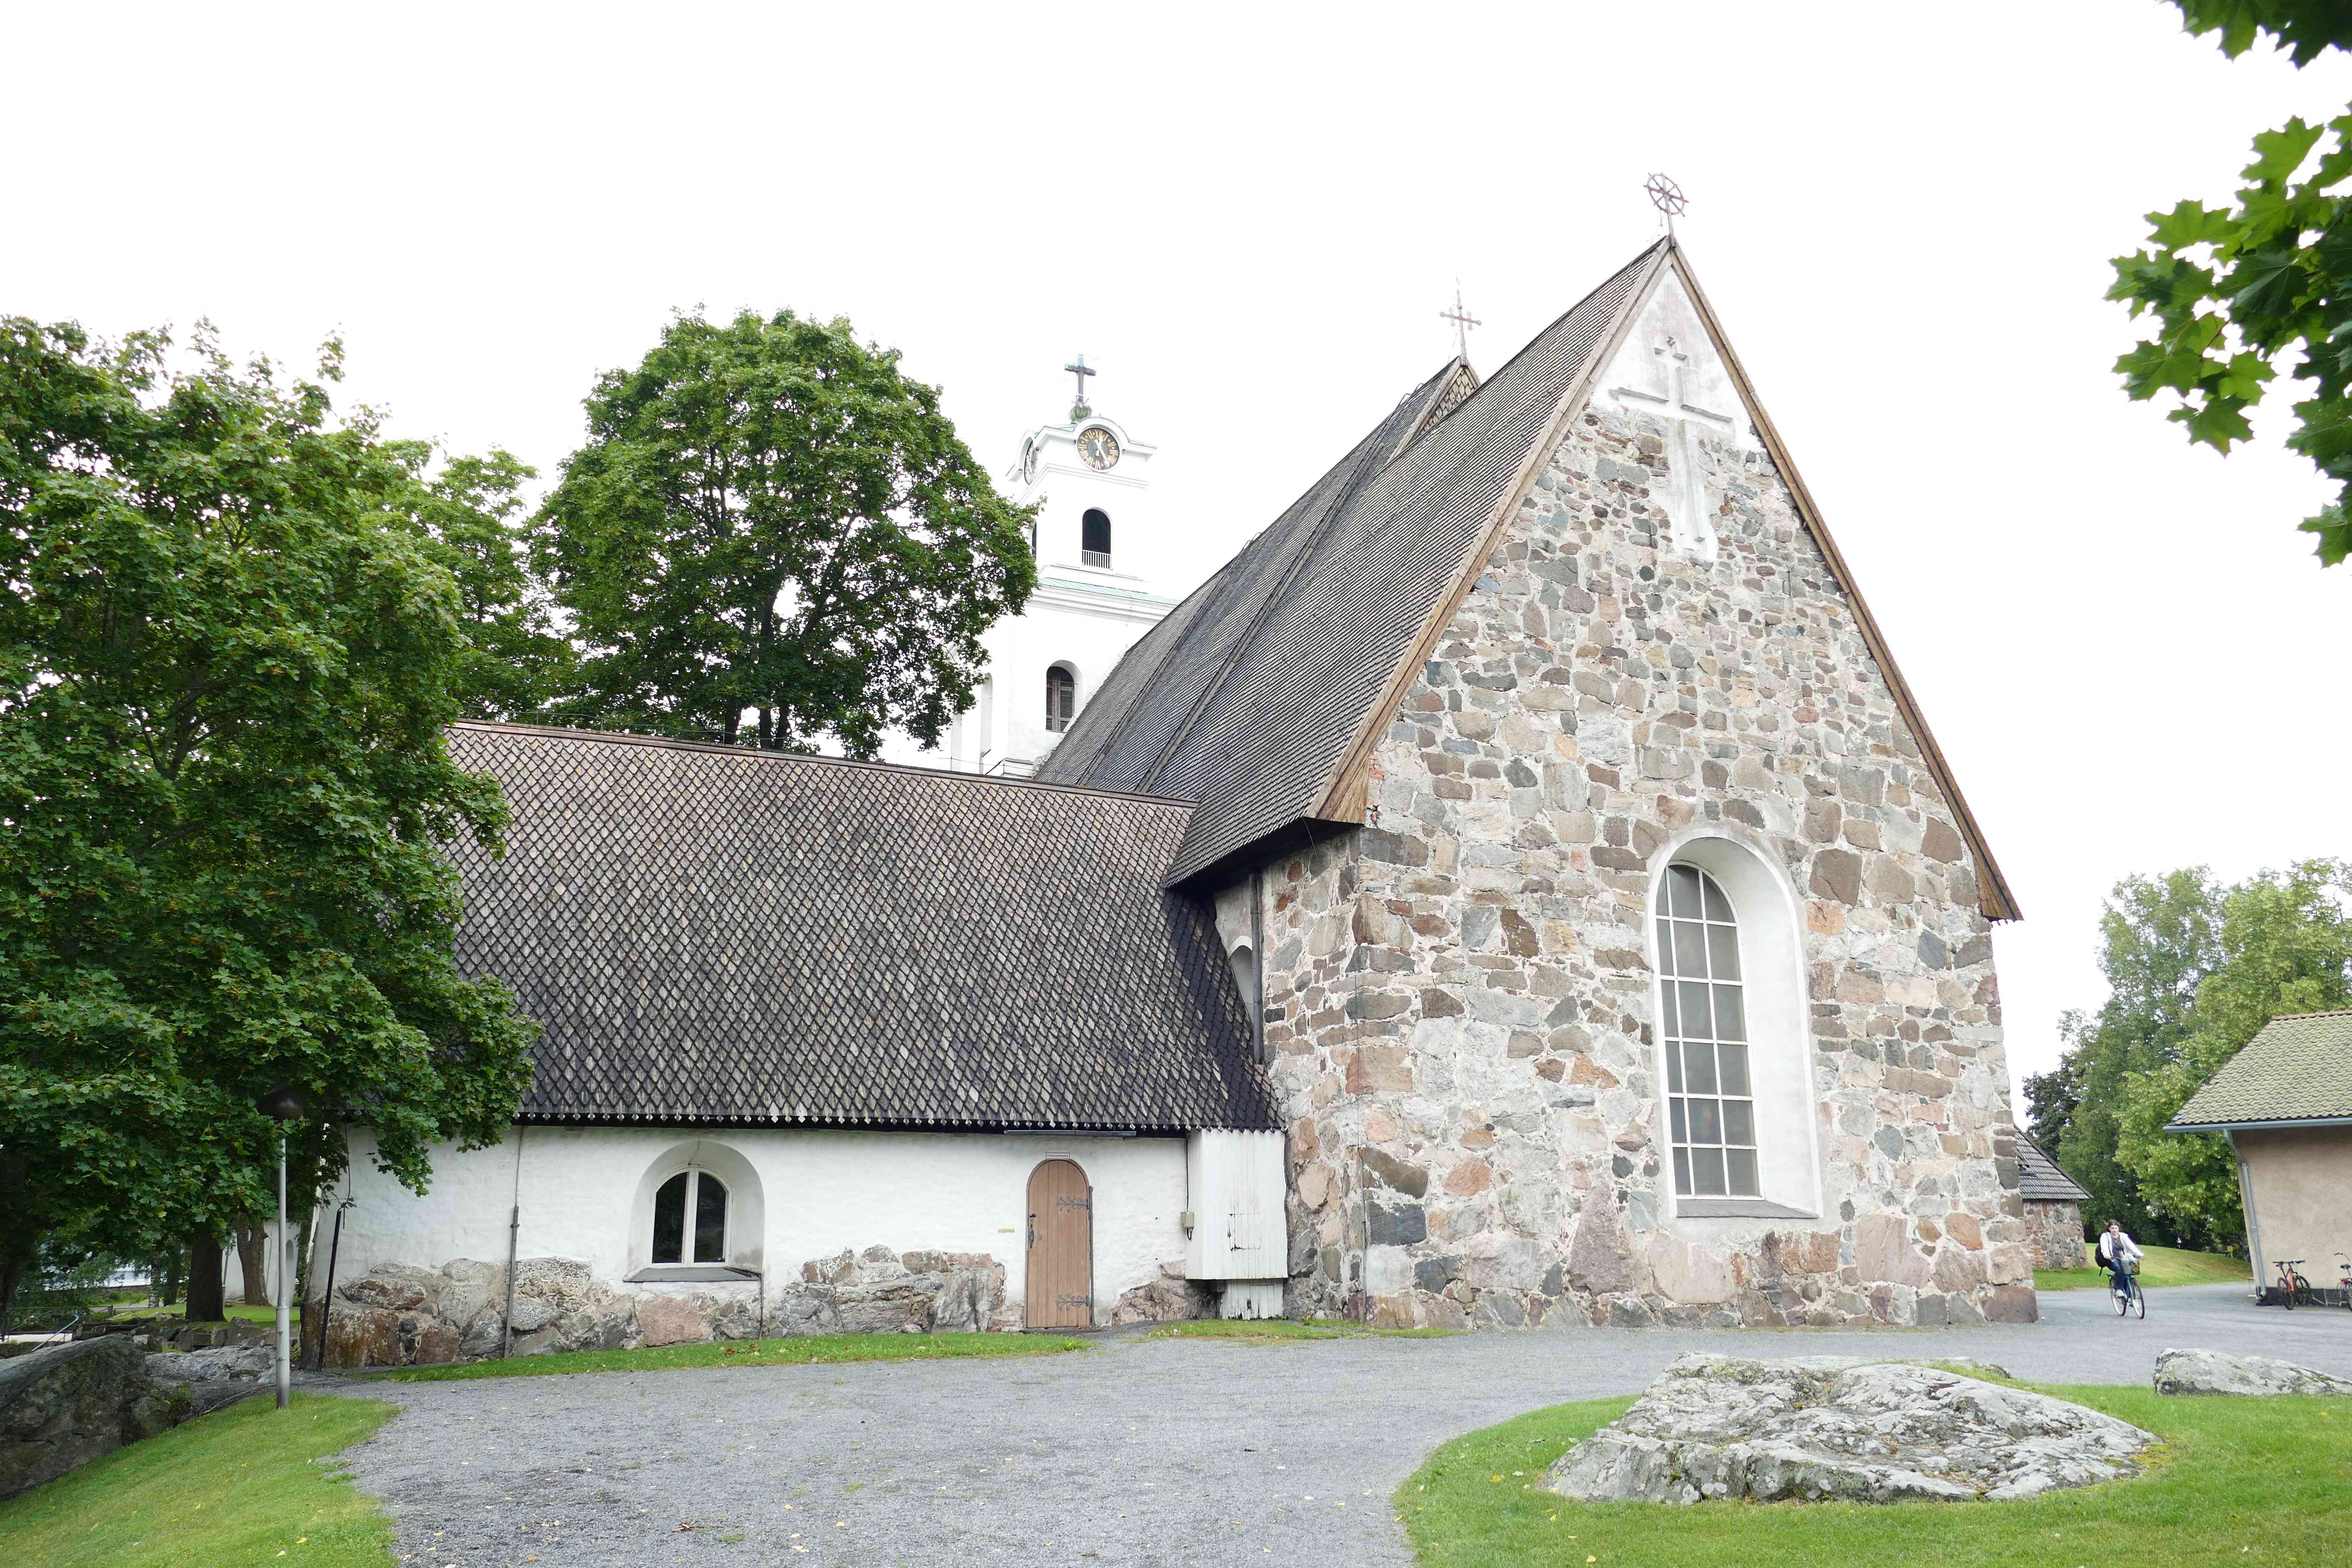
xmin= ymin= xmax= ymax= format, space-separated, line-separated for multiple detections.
xmin=2097 ymin=1220 xmax=2142 ymax=1298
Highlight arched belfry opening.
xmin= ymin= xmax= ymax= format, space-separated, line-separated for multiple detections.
xmin=1081 ymin=508 xmax=1112 ymax=567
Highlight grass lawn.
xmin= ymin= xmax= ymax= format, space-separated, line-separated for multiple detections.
xmin=0 ymin=1393 xmax=398 ymax=1568
xmin=1397 ymin=1384 xmax=2351 ymax=1566
xmin=1148 ymin=1317 xmax=1457 ymax=1343
xmin=377 ymin=1329 xmax=1086 ymax=1381
xmin=2034 ymin=1243 xmax=2252 ymax=1292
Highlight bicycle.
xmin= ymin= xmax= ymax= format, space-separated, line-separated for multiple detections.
xmin=2336 ymin=1252 xmax=2350 ymax=1312
xmin=2111 ymin=1258 xmax=2145 ymax=1320
xmin=2272 ymin=1257 xmax=2315 ymax=1309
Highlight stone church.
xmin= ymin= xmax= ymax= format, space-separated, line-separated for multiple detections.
xmin=314 ymin=238 xmax=2034 ymax=1367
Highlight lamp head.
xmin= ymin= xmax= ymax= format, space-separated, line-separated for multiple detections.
xmin=256 ymin=1084 xmax=306 ymax=1122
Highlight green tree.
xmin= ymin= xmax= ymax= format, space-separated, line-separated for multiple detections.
xmin=533 ymin=310 xmax=1036 ymax=756
xmin=2116 ymin=859 xmax=2352 ymax=1248
xmin=2110 ymin=3 xmax=2352 ymax=566
xmin=416 ymin=450 xmax=575 ymax=723
xmin=0 ymin=319 xmax=538 ymax=1324
xmin=2041 ymin=869 xmax=2223 ymax=1243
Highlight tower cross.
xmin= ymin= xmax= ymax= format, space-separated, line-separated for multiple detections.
xmin=1064 ymin=355 xmax=1096 ymax=419
xmin=1439 ymin=282 xmax=1481 ymax=361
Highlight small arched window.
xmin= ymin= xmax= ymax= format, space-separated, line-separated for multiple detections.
xmin=1045 ymin=664 xmax=1077 ymax=732
xmin=651 ymin=1168 xmax=729 ymax=1264
xmin=1657 ymin=864 xmax=1758 ymax=1198
xmin=1081 ymin=508 xmax=1112 ymax=567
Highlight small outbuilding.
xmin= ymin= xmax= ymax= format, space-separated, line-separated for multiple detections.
xmin=2015 ymin=1136 xmax=2090 ymax=1270
xmin=2168 ymin=1010 xmax=2352 ymax=1307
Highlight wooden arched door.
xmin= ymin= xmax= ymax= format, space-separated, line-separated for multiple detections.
xmin=1025 ymin=1159 xmax=1093 ymax=1329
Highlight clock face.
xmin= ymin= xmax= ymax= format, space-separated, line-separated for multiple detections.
xmin=1022 ymin=441 xmax=1038 ymax=484
xmin=1076 ymin=426 xmax=1120 ymax=471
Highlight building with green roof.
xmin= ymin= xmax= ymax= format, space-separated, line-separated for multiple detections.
xmin=2168 ymin=1010 xmax=2352 ymax=1305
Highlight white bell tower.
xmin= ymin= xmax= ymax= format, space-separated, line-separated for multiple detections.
xmin=939 ymin=356 xmax=1179 ymax=777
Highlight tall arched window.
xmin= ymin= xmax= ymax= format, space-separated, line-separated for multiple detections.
xmin=1081 ymin=508 xmax=1112 ymax=567
xmin=1657 ymin=864 xmax=1759 ymax=1198
xmin=1044 ymin=664 xmax=1077 ymax=732
xmin=651 ymin=1168 xmax=729 ymax=1264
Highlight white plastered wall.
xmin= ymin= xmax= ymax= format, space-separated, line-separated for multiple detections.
xmin=322 ymin=1126 xmax=1190 ymax=1321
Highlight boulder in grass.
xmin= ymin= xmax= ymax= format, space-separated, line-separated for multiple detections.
xmin=2153 ymin=1349 xmax=2352 ymax=1397
xmin=0 ymin=1336 xmax=262 ymax=1501
xmin=1547 ymin=1354 xmax=2153 ymax=1505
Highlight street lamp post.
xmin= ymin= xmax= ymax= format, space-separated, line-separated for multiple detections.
xmin=256 ymin=1084 xmax=306 ymax=1411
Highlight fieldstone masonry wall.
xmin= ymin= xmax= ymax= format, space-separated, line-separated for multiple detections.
xmin=1256 ymin=391 xmax=2031 ymax=1330
xmin=318 ymin=1247 xmax=1015 ymax=1368
xmin=2022 ymin=1201 xmax=2086 ymax=1271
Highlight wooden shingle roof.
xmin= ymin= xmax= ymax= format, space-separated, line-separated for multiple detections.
xmin=445 ymin=723 xmax=1277 ymax=1132
xmin=2168 ymin=1011 xmax=2352 ymax=1130
xmin=1038 ymin=238 xmax=2018 ymax=918
xmin=2016 ymin=1135 xmax=2090 ymax=1203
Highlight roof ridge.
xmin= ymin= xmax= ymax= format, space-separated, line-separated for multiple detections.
xmin=448 ymin=720 xmax=1201 ymax=809
xmin=2267 ymin=1009 xmax=2352 ymax=1021
xmin=1131 ymin=360 xmax=1464 ymax=796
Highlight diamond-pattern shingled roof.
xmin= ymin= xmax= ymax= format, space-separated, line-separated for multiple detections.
xmin=1038 ymin=245 xmax=1660 ymax=885
xmin=2168 ymin=1011 xmax=2352 ymax=1130
xmin=2016 ymin=1135 xmax=2089 ymax=1203
xmin=444 ymin=723 xmax=1278 ymax=1132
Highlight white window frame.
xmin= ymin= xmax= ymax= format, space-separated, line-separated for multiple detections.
xmin=649 ymin=1166 xmax=731 ymax=1266
xmin=1645 ymin=831 xmax=1825 ymax=1221
xmin=1656 ymin=864 xmax=1761 ymax=1199
xmin=1045 ymin=662 xmax=1078 ymax=733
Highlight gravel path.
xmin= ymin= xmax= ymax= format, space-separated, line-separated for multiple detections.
xmin=329 ymin=1283 xmax=2351 ymax=1568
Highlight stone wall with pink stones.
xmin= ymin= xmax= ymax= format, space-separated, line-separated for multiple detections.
xmin=1250 ymin=394 xmax=2033 ymax=1330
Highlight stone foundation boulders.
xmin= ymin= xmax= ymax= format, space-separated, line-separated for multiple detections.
xmin=2153 ymin=1349 xmax=2352 ymax=1397
xmin=1109 ymin=1262 xmax=1216 ymax=1325
xmin=0 ymin=1336 xmax=261 ymax=1500
xmin=787 ymin=1247 xmax=1007 ymax=1333
xmin=1546 ymin=1354 xmax=2152 ymax=1504
xmin=319 ymin=1246 xmax=1014 ymax=1367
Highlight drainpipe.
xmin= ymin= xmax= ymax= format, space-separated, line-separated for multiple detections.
xmin=500 ymin=1126 xmax=527 ymax=1358
xmin=1357 ymin=1145 xmax=1369 ymax=1325
xmin=2226 ymin=1128 xmax=2262 ymax=1301
xmin=312 ymin=1192 xmax=351 ymax=1371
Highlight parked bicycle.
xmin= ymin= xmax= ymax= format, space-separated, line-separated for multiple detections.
xmin=2336 ymin=1252 xmax=2350 ymax=1311
xmin=2272 ymin=1256 xmax=2316 ymax=1309
xmin=2112 ymin=1259 xmax=2145 ymax=1319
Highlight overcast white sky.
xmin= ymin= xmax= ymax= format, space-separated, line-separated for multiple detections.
xmin=6 ymin=2 xmax=2347 ymax=1099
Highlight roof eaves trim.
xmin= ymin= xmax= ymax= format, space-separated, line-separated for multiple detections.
xmin=2168 ymin=1115 xmax=2352 ymax=1133
xmin=1658 ymin=248 xmax=2021 ymax=923
xmin=1308 ymin=241 xmax=1675 ymax=825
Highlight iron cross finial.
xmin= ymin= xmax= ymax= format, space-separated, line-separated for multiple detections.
xmin=1645 ymin=172 xmax=1688 ymax=236
xmin=1064 ymin=354 xmax=1097 ymax=420
xmin=1439 ymin=281 xmax=1481 ymax=361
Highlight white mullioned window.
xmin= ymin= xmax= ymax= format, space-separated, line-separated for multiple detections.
xmin=1656 ymin=863 xmax=1760 ymax=1198
xmin=650 ymin=1167 xmax=729 ymax=1265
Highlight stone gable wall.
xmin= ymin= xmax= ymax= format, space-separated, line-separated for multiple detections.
xmin=2022 ymin=1200 xmax=2086 ymax=1271
xmin=1256 ymin=396 xmax=2032 ymax=1329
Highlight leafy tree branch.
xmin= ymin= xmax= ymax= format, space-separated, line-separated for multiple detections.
xmin=2110 ymin=2 xmax=2352 ymax=566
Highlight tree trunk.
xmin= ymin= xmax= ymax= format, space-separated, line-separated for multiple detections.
xmin=0 ymin=1247 xmax=29 ymax=1335
xmin=234 ymin=1219 xmax=270 ymax=1306
xmin=184 ymin=1228 xmax=225 ymax=1323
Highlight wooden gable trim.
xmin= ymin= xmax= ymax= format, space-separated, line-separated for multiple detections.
xmin=1665 ymin=246 xmax=2019 ymax=921
xmin=1309 ymin=238 xmax=2019 ymax=922
xmin=1309 ymin=242 xmax=1674 ymax=831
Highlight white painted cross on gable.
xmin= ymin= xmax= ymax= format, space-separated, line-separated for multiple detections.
xmin=1608 ymin=334 xmax=1734 ymax=563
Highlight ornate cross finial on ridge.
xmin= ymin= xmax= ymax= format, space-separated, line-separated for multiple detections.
xmin=1645 ymin=172 xmax=1688 ymax=236
xmin=1439 ymin=281 xmax=1481 ymax=361
xmin=1064 ymin=354 xmax=1097 ymax=421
